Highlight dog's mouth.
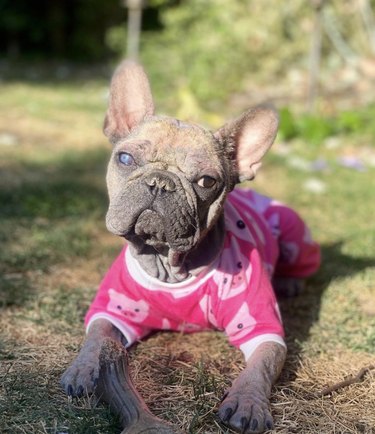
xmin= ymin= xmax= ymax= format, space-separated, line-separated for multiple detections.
xmin=134 ymin=210 xmax=167 ymax=248
xmin=131 ymin=208 xmax=198 ymax=254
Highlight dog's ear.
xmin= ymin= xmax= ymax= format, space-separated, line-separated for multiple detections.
xmin=103 ymin=61 xmax=155 ymax=144
xmin=215 ymin=106 xmax=279 ymax=182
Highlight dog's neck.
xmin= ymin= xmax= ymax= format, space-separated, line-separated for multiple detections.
xmin=128 ymin=215 xmax=226 ymax=284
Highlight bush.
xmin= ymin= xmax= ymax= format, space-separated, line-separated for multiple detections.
xmin=278 ymin=105 xmax=375 ymax=144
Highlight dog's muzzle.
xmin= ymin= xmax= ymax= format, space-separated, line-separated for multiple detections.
xmin=128 ymin=170 xmax=199 ymax=252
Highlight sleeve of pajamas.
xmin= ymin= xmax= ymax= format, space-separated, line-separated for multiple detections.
xmin=84 ymin=248 xmax=151 ymax=347
xmin=216 ymin=248 xmax=286 ymax=361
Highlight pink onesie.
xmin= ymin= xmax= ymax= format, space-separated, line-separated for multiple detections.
xmin=85 ymin=189 xmax=320 ymax=360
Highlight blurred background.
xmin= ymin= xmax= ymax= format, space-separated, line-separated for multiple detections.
xmin=1 ymin=0 xmax=375 ymax=122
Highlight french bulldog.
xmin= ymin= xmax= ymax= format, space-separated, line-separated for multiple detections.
xmin=61 ymin=61 xmax=320 ymax=433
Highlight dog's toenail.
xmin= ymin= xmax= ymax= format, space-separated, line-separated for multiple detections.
xmin=67 ymin=385 xmax=74 ymax=396
xmin=251 ymin=418 xmax=259 ymax=431
xmin=240 ymin=416 xmax=248 ymax=432
xmin=224 ymin=407 xmax=233 ymax=422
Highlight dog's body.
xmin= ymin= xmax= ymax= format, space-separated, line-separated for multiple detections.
xmin=61 ymin=62 xmax=320 ymax=433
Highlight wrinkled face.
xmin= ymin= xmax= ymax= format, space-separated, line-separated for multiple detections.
xmin=106 ymin=117 xmax=231 ymax=254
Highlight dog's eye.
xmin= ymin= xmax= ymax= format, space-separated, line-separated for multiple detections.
xmin=197 ymin=176 xmax=216 ymax=188
xmin=118 ymin=152 xmax=135 ymax=166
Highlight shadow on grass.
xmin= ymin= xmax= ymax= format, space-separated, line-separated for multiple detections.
xmin=0 ymin=348 xmax=121 ymax=434
xmin=0 ymin=148 xmax=109 ymax=308
xmin=279 ymin=241 xmax=375 ymax=378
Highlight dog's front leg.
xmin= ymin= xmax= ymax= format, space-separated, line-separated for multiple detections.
xmin=218 ymin=342 xmax=286 ymax=433
xmin=61 ymin=318 xmax=125 ymax=396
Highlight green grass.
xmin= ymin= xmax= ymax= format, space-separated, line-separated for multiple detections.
xmin=0 ymin=77 xmax=374 ymax=433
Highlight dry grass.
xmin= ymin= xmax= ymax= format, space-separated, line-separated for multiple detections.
xmin=1 ymin=77 xmax=374 ymax=434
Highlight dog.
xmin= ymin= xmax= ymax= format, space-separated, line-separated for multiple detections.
xmin=61 ymin=61 xmax=320 ymax=433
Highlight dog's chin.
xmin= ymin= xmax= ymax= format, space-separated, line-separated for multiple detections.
xmin=129 ymin=231 xmax=195 ymax=269
xmin=135 ymin=232 xmax=196 ymax=256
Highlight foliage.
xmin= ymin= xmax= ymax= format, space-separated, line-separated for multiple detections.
xmin=137 ymin=0 xmax=375 ymax=108
xmin=2 ymin=0 xmax=375 ymax=110
xmin=138 ymin=0 xmax=313 ymax=107
xmin=278 ymin=105 xmax=375 ymax=145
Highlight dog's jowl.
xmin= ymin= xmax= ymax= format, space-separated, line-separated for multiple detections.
xmin=61 ymin=61 xmax=320 ymax=434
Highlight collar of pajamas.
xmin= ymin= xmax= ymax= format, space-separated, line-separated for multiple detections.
xmin=85 ymin=189 xmax=320 ymax=361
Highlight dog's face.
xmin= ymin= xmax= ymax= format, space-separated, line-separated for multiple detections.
xmin=103 ymin=61 xmax=278 ymax=261
xmin=106 ymin=117 xmax=231 ymax=256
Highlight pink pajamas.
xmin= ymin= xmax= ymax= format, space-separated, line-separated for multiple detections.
xmin=85 ymin=189 xmax=320 ymax=360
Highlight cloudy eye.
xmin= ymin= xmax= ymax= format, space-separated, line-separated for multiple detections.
xmin=197 ymin=175 xmax=216 ymax=188
xmin=118 ymin=152 xmax=135 ymax=166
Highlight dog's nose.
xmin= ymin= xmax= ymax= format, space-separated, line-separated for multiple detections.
xmin=145 ymin=172 xmax=176 ymax=195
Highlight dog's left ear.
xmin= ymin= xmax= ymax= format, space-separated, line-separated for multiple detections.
xmin=215 ymin=105 xmax=279 ymax=182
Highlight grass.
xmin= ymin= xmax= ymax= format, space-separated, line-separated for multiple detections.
xmin=0 ymin=75 xmax=374 ymax=434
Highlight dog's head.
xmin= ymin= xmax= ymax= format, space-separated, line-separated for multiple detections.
xmin=104 ymin=61 xmax=278 ymax=270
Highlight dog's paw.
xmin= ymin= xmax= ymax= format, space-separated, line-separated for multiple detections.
xmin=272 ymin=276 xmax=305 ymax=298
xmin=218 ymin=390 xmax=273 ymax=433
xmin=61 ymin=350 xmax=100 ymax=397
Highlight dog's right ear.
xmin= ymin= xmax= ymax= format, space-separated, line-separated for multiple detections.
xmin=103 ymin=61 xmax=155 ymax=144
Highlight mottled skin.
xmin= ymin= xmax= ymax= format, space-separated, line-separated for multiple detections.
xmin=61 ymin=61 xmax=289 ymax=433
